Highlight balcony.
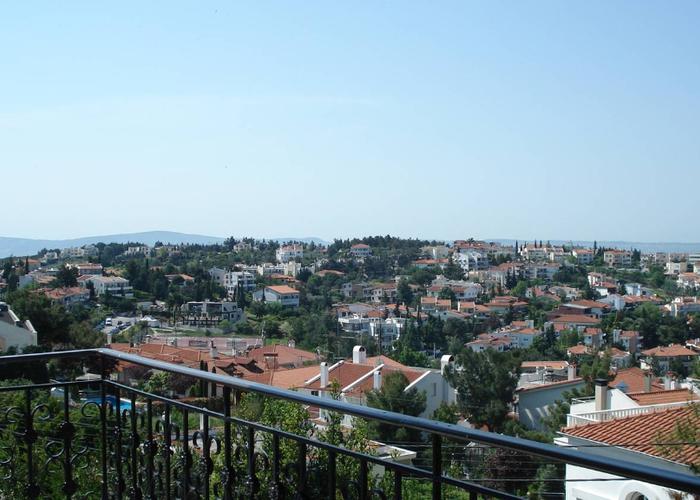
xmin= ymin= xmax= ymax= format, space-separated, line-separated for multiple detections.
xmin=0 ymin=348 xmax=698 ymax=499
xmin=567 ymin=401 xmax=695 ymax=427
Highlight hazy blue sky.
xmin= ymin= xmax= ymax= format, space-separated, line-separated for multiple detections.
xmin=2 ymin=1 xmax=699 ymax=242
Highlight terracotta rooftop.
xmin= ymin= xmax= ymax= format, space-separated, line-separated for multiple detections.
xmin=566 ymin=299 xmax=609 ymax=309
xmin=247 ymin=343 xmax=318 ymax=368
xmin=266 ymin=285 xmax=299 ymax=295
xmin=345 ymin=366 xmax=424 ymax=396
xmin=305 ymin=362 xmax=374 ymax=391
xmin=641 ymin=344 xmax=698 ymax=358
xmin=627 ymin=389 xmax=699 ymax=406
xmin=521 ymin=361 xmax=569 ymax=370
xmin=567 ymin=345 xmax=592 ymax=356
xmin=551 ymin=315 xmax=600 ymax=325
xmin=609 ymin=367 xmax=663 ymax=393
xmin=246 ymin=364 xmax=321 ymax=389
xmin=561 ymin=405 xmax=700 ymax=468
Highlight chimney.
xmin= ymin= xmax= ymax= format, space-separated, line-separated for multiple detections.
xmin=643 ymin=370 xmax=652 ymax=393
xmin=594 ymin=379 xmax=608 ymax=412
xmin=210 ymin=341 xmax=218 ymax=359
xmin=567 ymin=362 xmax=576 ymax=381
xmin=352 ymin=345 xmax=367 ymax=365
xmin=106 ymin=332 xmax=113 ymax=345
xmin=320 ymin=362 xmax=329 ymax=389
xmin=373 ymin=370 xmax=382 ymax=390
xmin=440 ymin=354 xmax=455 ymax=375
xmin=664 ymin=372 xmax=673 ymax=390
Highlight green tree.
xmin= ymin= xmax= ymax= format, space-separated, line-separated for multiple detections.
xmin=512 ymin=280 xmax=528 ymax=299
xmin=397 ymin=278 xmax=414 ymax=306
xmin=7 ymin=288 xmax=72 ymax=346
xmin=366 ymin=371 xmax=427 ymax=443
xmin=54 ymin=264 xmax=79 ymax=287
xmin=445 ymin=350 xmax=520 ymax=432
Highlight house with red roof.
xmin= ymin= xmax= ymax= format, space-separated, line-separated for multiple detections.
xmin=641 ymin=344 xmax=699 ymax=373
xmin=254 ymin=285 xmax=300 ymax=308
xmin=557 ymin=406 xmax=699 ymax=500
xmin=349 ymin=243 xmax=372 ymax=258
xmin=286 ymin=346 xmax=457 ymax=424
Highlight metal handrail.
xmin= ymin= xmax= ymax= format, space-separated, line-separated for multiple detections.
xmin=2 ymin=348 xmax=700 ymax=493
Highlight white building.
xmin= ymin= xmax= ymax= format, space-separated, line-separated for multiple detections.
xmin=257 ymin=263 xmax=286 ymax=276
xmin=254 ymin=285 xmax=300 ymax=308
xmin=124 ymin=246 xmax=151 ymax=257
xmin=86 ymin=276 xmax=134 ymax=297
xmin=276 ymin=244 xmax=304 ymax=263
xmin=603 ymin=250 xmax=633 ymax=268
xmin=0 ymin=303 xmax=38 ymax=350
xmin=349 ymin=243 xmax=372 ymax=259
xmin=180 ymin=300 xmax=244 ymax=326
xmin=209 ymin=267 xmax=257 ymax=296
xmin=454 ymin=250 xmax=489 ymax=271
xmin=520 ymin=245 xmax=548 ymax=261
xmin=369 ymin=317 xmax=405 ymax=350
xmin=73 ymin=263 xmax=103 ymax=276
xmin=301 ymin=348 xmax=457 ymax=424
xmin=665 ymin=261 xmax=688 ymax=275
xmin=557 ymin=385 xmax=699 ymax=500
xmin=572 ymin=248 xmax=594 ymax=265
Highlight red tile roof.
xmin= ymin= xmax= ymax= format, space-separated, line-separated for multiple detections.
xmin=561 ymin=405 xmax=700 ymax=467
xmin=551 ymin=315 xmax=600 ymax=325
xmin=641 ymin=344 xmax=698 ymax=358
xmin=305 ymin=362 xmax=374 ymax=391
xmin=609 ymin=367 xmax=663 ymax=393
xmin=521 ymin=361 xmax=569 ymax=370
xmin=247 ymin=343 xmax=318 ymax=368
xmin=627 ymin=389 xmax=699 ymax=406
xmin=266 ymin=285 xmax=298 ymax=295
xmin=566 ymin=300 xmax=609 ymax=309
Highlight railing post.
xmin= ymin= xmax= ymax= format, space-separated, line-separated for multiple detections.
xmin=100 ymin=357 xmax=108 ymax=500
xmin=129 ymin=392 xmax=142 ymax=499
xmin=202 ymin=413 xmax=211 ymax=500
xmin=359 ymin=459 xmax=368 ymax=500
xmin=24 ymin=388 xmax=39 ymax=499
xmin=146 ymin=399 xmax=155 ymax=499
xmin=163 ymin=405 xmax=172 ymax=500
xmin=61 ymin=387 xmax=77 ymax=499
xmin=113 ymin=386 xmax=125 ymax=498
xmin=327 ymin=450 xmax=336 ymax=500
xmin=297 ymin=442 xmax=307 ymax=496
xmin=270 ymin=433 xmax=281 ymax=499
xmin=246 ymin=426 xmax=257 ymax=495
xmin=222 ymin=387 xmax=233 ymax=499
xmin=432 ymin=434 xmax=442 ymax=500
xmin=393 ymin=470 xmax=402 ymax=500
xmin=182 ymin=409 xmax=191 ymax=497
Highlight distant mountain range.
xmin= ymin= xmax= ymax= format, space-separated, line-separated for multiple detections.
xmin=2 ymin=231 xmax=698 ymax=259
xmin=0 ymin=231 xmax=330 ymax=258
xmin=487 ymin=239 xmax=700 ymax=254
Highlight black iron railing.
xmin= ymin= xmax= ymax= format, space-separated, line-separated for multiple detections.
xmin=0 ymin=348 xmax=698 ymax=499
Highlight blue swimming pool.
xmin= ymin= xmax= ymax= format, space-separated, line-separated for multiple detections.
xmin=83 ymin=395 xmax=133 ymax=412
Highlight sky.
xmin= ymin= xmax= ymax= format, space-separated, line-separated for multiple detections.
xmin=1 ymin=1 xmax=699 ymax=243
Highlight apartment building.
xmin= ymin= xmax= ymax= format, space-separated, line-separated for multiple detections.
xmin=276 ymin=244 xmax=304 ymax=263
xmin=603 ymin=250 xmax=632 ymax=268
xmin=86 ymin=276 xmax=134 ymax=297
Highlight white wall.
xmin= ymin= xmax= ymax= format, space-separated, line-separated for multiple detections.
xmin=556 ymin=436 xmax=691 ymax=500
xmin=518 ymin=380 xmax=586 ymax=430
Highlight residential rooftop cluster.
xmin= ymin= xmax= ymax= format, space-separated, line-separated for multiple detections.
xmin=1 ymin=236 xmax=700 ymax=497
